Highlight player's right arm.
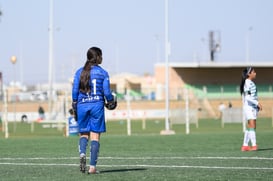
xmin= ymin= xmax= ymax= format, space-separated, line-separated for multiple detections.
xmin=72 ymin=69 xmax=82 ymax=101
xmin=71 ymin=68 xmax=82 ymax=120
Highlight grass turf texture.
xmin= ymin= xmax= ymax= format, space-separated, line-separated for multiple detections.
xmin=0 ymin=119 xmax=272 ymax=180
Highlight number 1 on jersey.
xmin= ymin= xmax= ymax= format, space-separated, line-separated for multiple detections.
xmin=92 ymin=79 xmax=97 ymax=94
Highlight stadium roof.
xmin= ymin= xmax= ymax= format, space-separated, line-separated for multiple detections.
xmin=156 ymin=62 xmax=273 ymax=68
xmin=155 ymin=61 xmax=273 ymax=85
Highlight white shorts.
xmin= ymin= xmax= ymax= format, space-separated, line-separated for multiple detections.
xmin=243 ymin=106 xmax=258 ymax=120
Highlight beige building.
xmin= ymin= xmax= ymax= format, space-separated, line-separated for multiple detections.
xmin=110 ymin=61 xmax=273 ymax=103
xmin=110 ymin=72 xmax=157 ymax=100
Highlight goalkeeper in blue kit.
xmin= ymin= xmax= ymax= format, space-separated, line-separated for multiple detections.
xmin=72 ymin=47 xmax=117 ymax=174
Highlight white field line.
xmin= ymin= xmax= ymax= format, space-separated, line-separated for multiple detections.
xmin=0 ymin=162 xmax=272 ymax=170
xmin=0 ymin=156 xmax=273 ymax=160
xmin=0 ymin=156 xmax=273 ymax=170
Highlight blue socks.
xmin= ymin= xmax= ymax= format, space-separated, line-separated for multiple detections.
xmin=90 ymin=140 xmax=100 ymax=166
xmin=79 ymin=138 xmax=100 ymax=167
xmin=79 ymin=137 xmax=88 ymax=155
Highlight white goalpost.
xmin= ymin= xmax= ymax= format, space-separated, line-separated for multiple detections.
xmin=3 ymin=89 xmax=9 ymax=138
xmin=169 ymin=87 xmax=198 ymax=134
xmin=126 ymin=90 xmax=131 ymax=136
xmin=185 ymin=88 xmax=190 ymax=134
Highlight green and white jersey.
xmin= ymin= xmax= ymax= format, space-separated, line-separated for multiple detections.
xmin=243 ymin=79 xmax=258 ymax=108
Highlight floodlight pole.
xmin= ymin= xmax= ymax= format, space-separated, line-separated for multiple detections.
xmin=48 ymin=0 xmax=54 ymax=120
xmin=160 ymin=0 xmax=175 ymax=135
xmin=245 ymin=26 xmax=253 ymax=63
xmin=4 ymin=89 xmax=9 ymax=138
xmin=10 ymin=56 xmax=17 ymax=133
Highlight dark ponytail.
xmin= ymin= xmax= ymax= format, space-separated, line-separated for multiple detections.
xmin=79 ymin=47 xmax=103 ymax=93
xmin=240 ymin=67 xmax=253 ymax=95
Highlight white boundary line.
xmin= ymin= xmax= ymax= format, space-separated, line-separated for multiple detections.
xmin=0 ymin=162 xmax=273 ymax=170
xmin=0 ymin=156 xmax=273 ymax=160
xmin=0 ymin=156 xmax=273 ymax=171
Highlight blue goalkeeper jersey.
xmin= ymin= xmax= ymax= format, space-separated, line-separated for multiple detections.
xmin=72 ymin=65 xmax=113 ymax=104
xmin=72 ymin=65 xmax=113 ymax=133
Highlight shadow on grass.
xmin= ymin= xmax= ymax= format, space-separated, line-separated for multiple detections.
xmin=257 ymin=148 xmax=273 ymax=151
xmin=100 ymin=168 xmax=147 ymax=174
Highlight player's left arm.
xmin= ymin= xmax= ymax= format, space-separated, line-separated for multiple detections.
xmin=103 ymin=73 xmax=113 ymax=101
xmin=103 ymin=75 xmax=117 ymax=110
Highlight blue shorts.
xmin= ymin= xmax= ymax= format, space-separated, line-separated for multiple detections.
xmin=77 ymin=101 xmax=106 ymax=133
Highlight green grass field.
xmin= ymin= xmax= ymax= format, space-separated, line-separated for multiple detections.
xmin=0 ymin=119 xmax=273 ymax=181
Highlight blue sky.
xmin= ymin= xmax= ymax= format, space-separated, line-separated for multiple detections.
xmin=0 ymin=0 xmax=273 ymax=85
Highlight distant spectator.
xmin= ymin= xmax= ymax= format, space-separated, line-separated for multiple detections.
xmin=21 ymin=114 xmax=28 ymax=123
xmin=38 ymin=106 xmax=45 ymax=121
xmin=228 ymin=102 xmax=232 ymax=108
xmin=218 ymin=102 xmax=226 ymax=119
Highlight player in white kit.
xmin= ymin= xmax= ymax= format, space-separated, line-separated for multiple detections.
xmin=240 ymin=67 xmax=262 ymax=151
